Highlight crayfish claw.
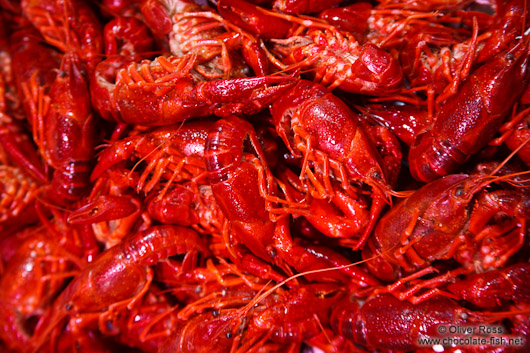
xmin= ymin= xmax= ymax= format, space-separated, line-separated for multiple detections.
xmin=201 ymin=75 xmax=299 ymax=117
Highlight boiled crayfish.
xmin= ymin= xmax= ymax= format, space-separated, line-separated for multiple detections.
xmin=0 ymin=0 xmax=529 ymax=352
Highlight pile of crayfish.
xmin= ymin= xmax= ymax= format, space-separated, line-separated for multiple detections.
xmin=1 ymin=0 xmax=530 ymax=351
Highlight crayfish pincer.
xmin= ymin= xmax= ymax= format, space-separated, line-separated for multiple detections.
xmin=29 ymin=225 xmax=207 ymax=352
xmin=205 ymin=115 xmax=380 ymax=286
xmin=270 ymin=79 xmax=401 ymax=249
xmin=108 ymin=54 xmax=298 ymax=126
xmin=43 ymin=52 xmax=97 ymax=203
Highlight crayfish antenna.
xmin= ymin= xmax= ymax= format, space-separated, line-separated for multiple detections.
xmin=255 ymin=6 xmax=333 ymax=31
xmin=460 ymin=135 xmax=530 ymax=199
xmin=488 ymin=135 xmax=530 ymax=177
xmin=226 ymin=257 xmax=370 ymax=321
xmin=475 ymin=307 xmax=530 ymax=325
xmin=387 ymin=189 xmax=414 ymax=198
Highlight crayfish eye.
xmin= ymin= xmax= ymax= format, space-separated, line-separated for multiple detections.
xmin=267 ymin=247 xmax=277 ymax=258
xmin=212 ymin=310 xmax=220 ymax=317
xmin=371 ymin=171 xmax=381 ymax=180
xmin=506 ymin=53 xmax=515 ymax=62
xmin=58 ymin=70 xmax=67 ymax=78
xmin=106 ymin=320 xmax=116 ymax=332
xmin=454 ymin=186 xmax=464 ymax=197
xmin=65 ymin=303 xmax=73 ymax=311
xmin=226 ymin=332 xmax=232 ymax=339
